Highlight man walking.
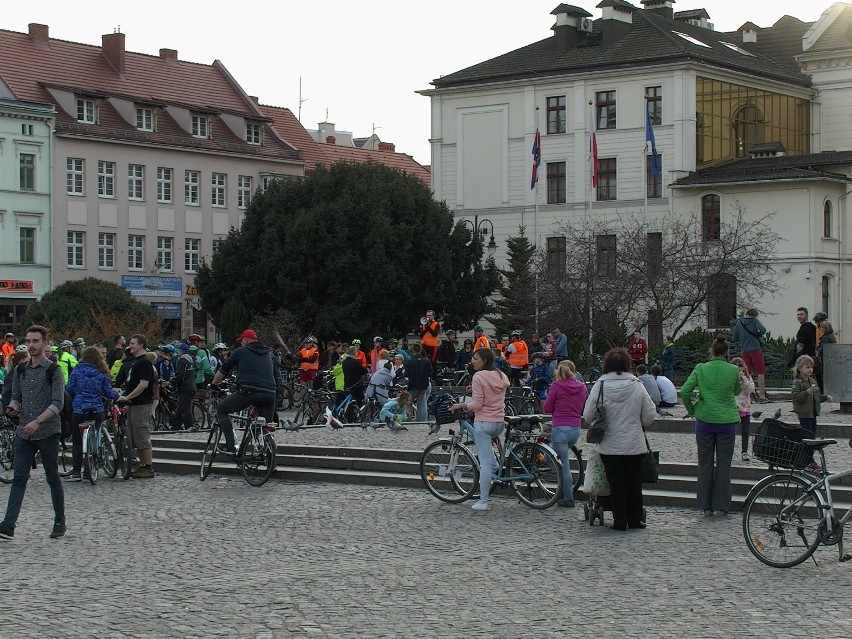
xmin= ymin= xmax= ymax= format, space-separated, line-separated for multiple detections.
xmin=732 ymin=308 xmax=768 ymax=403
xmin=406 ymin=345 xmax=433 ymax=424
xmin=0 ymin=325 xmax=66 ymax=540
xmin=117 ymin=334 xmax=156 ymax=478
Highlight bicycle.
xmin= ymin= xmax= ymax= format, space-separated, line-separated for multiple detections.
xmin=742 ymin=436 xmax=852 ymax=567
xmin=78 ymin=412 xmax=119 ymax=484
xmin=112 ymin=402 xmax=137 ymax=480
xmin=292 ymin=388 xmax=335 ymax=427
xmin=581 ymin=354 xmax=604 ymax=386
xmin=505 ymin=385 xmax=541 ymax=416
xmin=200 ymin=405 xmax=277 ymax=486
xmin=420 ymin=413 xmax=564 ymax=509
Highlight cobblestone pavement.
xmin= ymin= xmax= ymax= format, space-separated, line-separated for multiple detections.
xmin=2 ymin=470 xmax=851 ymax=638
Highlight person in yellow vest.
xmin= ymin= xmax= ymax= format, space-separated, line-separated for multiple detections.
xmin=418 ymin=310 xmax=441 ymax=364
xmin=56 ymin=340 xmax=78 ymax=385
xmin=298 ymin=337 xmax=319 ymax=384
xmin=505 ymin=330 xmax=529 ymax=387
xmin=473 ymin=326 xmax=490 ymax=351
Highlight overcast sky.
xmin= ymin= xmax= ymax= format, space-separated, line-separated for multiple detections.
xmin=3 ymin=1 xmax=831 ymax=165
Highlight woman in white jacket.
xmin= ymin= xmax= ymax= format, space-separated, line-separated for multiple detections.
xmin=583 ymin=348 xmax=656 ymax=531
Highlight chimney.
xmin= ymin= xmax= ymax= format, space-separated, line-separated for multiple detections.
xmin=326 ymin=135 xmax=336 ymax=145
xmin=641 ymin=0 xmax=675 ymax=20
xmin=28 ymin=23 xmax=49 ymax=45
xmin=102 ymin=32 xmax=126 ymax=76
xmin=597 ymin=0 xmax=635 ymax=46
xmin=551 ymin=4 xmax=594 ymax=53
xmin=159 ymin=48 xmax=178 ymax=63
xmin=249 ymin=95 xmax=260 ymax=105
xmin=378 ymin=142 xmax=395 ymax=152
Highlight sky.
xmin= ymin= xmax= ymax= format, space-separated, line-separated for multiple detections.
xmin=2 ymin=1 xmax=832 ymax=166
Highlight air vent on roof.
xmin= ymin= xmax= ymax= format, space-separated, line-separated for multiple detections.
xmin=578 ymin=18 xmax=594 ymax=33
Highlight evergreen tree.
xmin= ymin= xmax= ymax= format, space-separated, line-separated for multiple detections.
xmin=488 ymin=227 xmax=538 ymax=338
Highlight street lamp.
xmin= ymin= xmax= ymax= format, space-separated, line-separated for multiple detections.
xmin=462 ymin=215 xmax=497 ymax=256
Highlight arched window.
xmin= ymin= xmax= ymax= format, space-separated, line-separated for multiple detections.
xmin=701 ymin=194 xmax=721 ymax=241
xmin=824 ymin=200 xmax=833 ymax=238
xmin=732 ymin=105 xmax=764 ymax=158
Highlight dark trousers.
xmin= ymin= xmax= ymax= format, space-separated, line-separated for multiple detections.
xmin=3 ymin=434 xmax=65 ymax=530
xmin=71 ymin=412 xmax=104 ymax=474
xmin=696 ymin=432 xmax=735 ymax=512
xmin=176 ymin=389 xmax=195 ymax=431
xmin=798 ymin=417 xmax=817 ymax=437
xmin=599 ymin=453 xmax=644 ymax=528
xmin=215 ymin=389 xmax=276 ymax=448
xmin=422 ymin=345 xmax=437 ymax=364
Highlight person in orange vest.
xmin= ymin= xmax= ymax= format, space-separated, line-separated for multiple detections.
xmin=351 ymin=339 xmax=367 ymax=368
xmin=418 ymin=310 xmax=441 ymax=364
xmin=505 ymin=330 xmax=529 ymax=387
xmin=496 ymin=335 xmax=509 ymax=355
xmin=298 ymin=336 xmax=320 ymax=384
xmin=369 ymin=336 xmax=384 ymax=374
xmin=1 ymin=333 xmax=16 ymax=367
xmin=473 ymin=326 xmax=490 ymax=351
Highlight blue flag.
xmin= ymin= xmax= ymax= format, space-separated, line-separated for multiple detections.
xmin=646 ymin=110 xmax=661 ymax=177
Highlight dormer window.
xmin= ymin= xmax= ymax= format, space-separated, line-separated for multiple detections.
xmin=191 ymin=114 xmax=209 ymax=138
xmin=246 ymin=122 xmax=262 ymax=145
xmin=77 ymin=98 xmax=95 ymax=124
xmin=136 ymin=107 xmax=154 ymax=132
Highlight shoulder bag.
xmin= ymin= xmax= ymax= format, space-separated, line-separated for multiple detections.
xmin=640 ymin=431 xmax=660 ymax=483
xmin=585 ymin=381 xmax=607 ymax=444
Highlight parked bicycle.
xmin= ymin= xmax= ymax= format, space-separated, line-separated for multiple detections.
xmin=200 ymin=405 xmax=277 ymax=486
xmin=78 ymin=412 xmax=119 ymax=484
xmin=581 ymin=354 xmax=604 ymax=386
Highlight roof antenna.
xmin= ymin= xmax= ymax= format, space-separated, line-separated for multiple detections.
xmin=298 ymin=77 xmax=308 ymax=122
xmin=114 ymin=25 xmax=121 ymax=33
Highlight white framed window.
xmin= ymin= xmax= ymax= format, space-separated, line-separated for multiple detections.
xmin=76 ymin=98 xmax=95 ymax=123
xmin=184 ymin=238 xmax=200 ymax=273
xmin=238 ymin=175 xmax=253 ymax=209
xmin=67 ymin=158 xmax=85 ymax=195
xmin=67 ymin=231 xmax=85 ymax=268
xmin=128 ymin=164 xmax=144 ymax=200
xmin=157 ymin=167 xmax=173 ymax=203
xmin=212 ymin=238 xmax=223 ymax=254
xmin=98 ymin=232 xmax=116 ymax=269
xmin=128 ymin=235 xmax=145 ymax=271
xmin=20 ymin=153 xmax=35 ymax=191
xmin=191 ymin=114 xmax=209 ymax=138
xmin=211 ymin=173 xmax=226 ymax=207
xmin=20 ymin=228 xmax=35 ymax=264
xmin=157 ymin=237 xmax=173 ymax=272
xmin=246 ymin=122 xmax=262 ymax=145
xmin=185 ymin=170 xmax=200 ymax=205
xmin=98 ymin=161 xmax=115 ymax=198
xmin=262 ymin=175 xmax=274 ymax=191
xmin=136 ymin=107 xmax=154 ymax=131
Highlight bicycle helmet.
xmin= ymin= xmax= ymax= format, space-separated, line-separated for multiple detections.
xmin=162 ymin=344 xmax=176 ymax=354
xmin=59 ymin=339 xmax=73 ymax=348
xmin=5 ymin=332 xmax=14 ymax=338
xmin=188 ymin=333 xmax=203 ymax=342
xmin=15 ymin=344 xmax=28 ymax=352
xmin=73 ymin=337 xmax=85 ymax=345
xmin=212 ymin=342 xmax=227 ymax=351
xmin=373 ymin=336 xmax=383 ymax=343
xmin=352 ymin=339 xmax=362 ymax=345
xmin=511 ymin=330 xmax=522 ymax=338
xmin=814 ymin=312 xmax=828 ymax=322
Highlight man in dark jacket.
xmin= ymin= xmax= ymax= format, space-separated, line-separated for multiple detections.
xmin=210 ymin=329 xmax=276 ymax=454
xmin=406 ymin=344 xmax=433 ymax=423
xmin=341 ymin=346 xmax=367 ymax=403
xmin=793 ymin=307 xmax=817 ymax=363
xmin=172 ymin=344 xmax=197 ymax=431
xmin=436 ymin=330 xmax=458 ymax=376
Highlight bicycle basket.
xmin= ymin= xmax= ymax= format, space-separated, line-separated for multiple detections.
xmin=428 ymin=392 xmax=458 ymax=425
xmin=753 ymin=418 xmax=811 ymax=469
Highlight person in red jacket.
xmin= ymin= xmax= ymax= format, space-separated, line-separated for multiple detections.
xmin=627 ymin=330 xmax=648 ymax=366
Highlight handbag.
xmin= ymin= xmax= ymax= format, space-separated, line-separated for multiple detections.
xmin=640 ymin=432 xmax=660 ymax=483
xmin=585 ymin=381 xmax=607 ymax=444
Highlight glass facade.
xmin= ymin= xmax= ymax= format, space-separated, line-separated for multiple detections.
xmin=695 ymin=77 xmax=809 ymax=167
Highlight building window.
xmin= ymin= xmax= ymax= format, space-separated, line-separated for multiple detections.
xmin=212 ymin=238 xmax=223 ymax=254
xmin=596 ymin=90 xmax=616 ymax=130
xmin=21 ymin=123 xmax=34 ymax=136
xmin=185 ymin=238 xmax=200 ymax=273
xmin=701 ymin=194 xmax=721 ymax=241
xmin=157 ymin=237 xmax=173 ymax=272
xmin=546 ymin=236 xmax=566 ymax=275
xmin=596 ymin=234 xmax=617 ymax=277
xmin=128 ymin=164 xmax=144 ymax=200
xmin=822 ymin=275 xmax=831 ymax=316
xmin=157 ymin=167 xmax=173 ymax=203
xmin=545 ymin=162 xmax=566 ymax=204
xmin=646 ymin=154 xmax=663 ymax=198
xmin=733 ymin=105 xmax=764 ymax=158
xmin=67 ymin=158 xmax=85 ymax=195
xmin=98 ymin=232 xmax=115 ymax=269
xmin=707 ymin=273 xmax=737 ymax=328
xmin=76 ymin=98 xmax=95 ymax=124
xmin=98 ymin=161 xmax=115 ymax=198
xmin=646 ymin=232 xmax=662 ymax=276
xmin=136 ymin=107 xmax=154 ymax=131
xmin=20 ymin=228 xmax=35 ymax=264
xmin=19 ymin=153 xmax=35 ymax=191
xmin=185 ymin=170 xmax=200 ymax=205
xmin=191 ymin=114 xmax=209 ymax=138
xmin=261 ymin=176 xmax=275 ymax=191
xmin=246 ymin=122 xmax=262 ymax=145
xmin=238 ymin=176 xmax=253 ymax=209
xmin=67 ymin=231 xmax=85 ymax=268
xmin=546 ymin=96 xmax=567 ymax=134
xmin=211 ymin=173 xmax=226 ymax=207
xmin=128 ymin=235 xmax=145 ymax=271
xmin=824 ymin=201 xmax=833 ymax=238
xmin=645 ymin=86 xmax=662 ymax=126
xmin=597 ymin=158 xmax=617 ymax=201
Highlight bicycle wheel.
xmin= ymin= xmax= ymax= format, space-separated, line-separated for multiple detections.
xmin=101 ymin=430 xmax=118 ymax=479
xmin=192 ymin=401 xmax=207 ymax=430
xmin=508 ymin=442 xmax=563 ymax=509
xmin=240 ymin=429 xmax=276 ymax=487
xmin=504 ymin=400 xmax=516 ymax=417
xmin=521 ymin=399 xmax=539 ymax=416
xmin=122 ymin=424 xmax=134 ymax=480
xmin=200 ymin=425 xmax=221 ymax=481
xmin=84 ymin=427 xmax=98 ymax=485
xmin=153 ymin=403 xmax=169 ymax=431
xmin=0 ymin=428 xmax=14 ymax=471
xmin=420 ymin=440 xmax=478 ymax=503
xmin=567 ymin=445 xmax=585 ymax=494
xmin=742 ymin=474 xmax=822 ymax=568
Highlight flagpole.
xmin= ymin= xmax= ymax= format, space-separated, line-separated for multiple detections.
xmin=643 ymin=101 xmax=648 ymax=226
xmin=587 ymin=99 xmax=595 ymax=356
xmin=534 ymin=106 xmax=540 ymax=335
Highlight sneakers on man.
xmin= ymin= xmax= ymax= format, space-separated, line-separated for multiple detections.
xmin=58 ymin=469 xmax=74 ymax=478
xmin=0 ymin=522 xmax=13 ymax=540
xmin=64 ymin=473 xmax=82 ymax=482
xmin=428 ymin=422 xmax=441 ymax=435
xmin=741 ymin=451 xmax=750 ymax=462
xmin=471 ymin=500 xmax=491 ymax=511
xmin=216 ymin=444 xmax=236 ymax=455
xmin=49 ymin=524 xmax=67 ymax=539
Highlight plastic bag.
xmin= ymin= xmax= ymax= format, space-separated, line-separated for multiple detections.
xmin=581 ymin=449 xmax=610 ymax=496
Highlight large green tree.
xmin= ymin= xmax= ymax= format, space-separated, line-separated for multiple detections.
xmin=488 ymin=226 xmax=537 ymax=338
xmin=195 ymin=162 xmax=498 ymax=340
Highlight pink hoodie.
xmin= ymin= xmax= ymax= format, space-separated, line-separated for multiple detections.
xmin=542 ymin=378 xmax=588 ymax=427
xmin=465 ymin=369 xmax=510 ymax=423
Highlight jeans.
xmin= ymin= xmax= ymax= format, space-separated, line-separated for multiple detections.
xmin=550 ymin=426 xmax=580 ymax=503
xmin=696 ymin=432 xmax=735 ymax=512
xmin=3 ymin=434 xmax=65 ymax=530
xmin=473 ymin=420 xmax=504 ymax=503
xmin=71 ymin=412 xmax=104 ymax=474
xmin=409 ymin=386 xmax=431 ymax=423
xmin=215 ymin=389 xmax=276 ymax=448
xmin=798 ymin=417 xmax=817 ymax=436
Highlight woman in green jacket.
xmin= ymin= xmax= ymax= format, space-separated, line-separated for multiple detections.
xmin=680 ymin=336 xmax=740 ymax=516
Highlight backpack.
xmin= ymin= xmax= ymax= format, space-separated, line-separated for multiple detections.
xmin=15 ymin=363 xmax=72 ymax=438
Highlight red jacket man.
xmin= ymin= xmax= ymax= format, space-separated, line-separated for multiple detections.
xmin=627 ymin=331 xmax=648 ymax=365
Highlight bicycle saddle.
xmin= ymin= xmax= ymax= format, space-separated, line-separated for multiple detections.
xmin=802 ymin=439 xmax=837 ymax=450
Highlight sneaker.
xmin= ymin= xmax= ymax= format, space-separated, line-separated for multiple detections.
xmin=471 ymin=500 xmax=491 ymax=511
xmin=0 ymin=522 xmax=13 ymax=540
xmin=49 ymin=524 xmax=66 ymax=539
xmin=807 ymin=462 xmax=824 ymax=474
xmin=741 ymin=451 xmax=750 ymax=462
xmin=714 ymin=510 xmax=728 ymax=517
xmin=428 ymin=422 xmax=440 ymax=435
xmin=703 ymin=510 xmax=713 ymax=517
xmin=58 ymin=469 xmax=74 ymax=478
xmin=63 ymin=473 xmax=82 ymax=482
xmin=131 ymin=466 xmax=155 ymax=479
xmin=558 ymin=499 xmax=576 ymax=508
xmin=216 ymin=444 xmax=236 ymax=455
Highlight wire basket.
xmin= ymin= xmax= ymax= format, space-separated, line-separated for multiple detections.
xmin=752 ymin=434 xmax=811 ymax=470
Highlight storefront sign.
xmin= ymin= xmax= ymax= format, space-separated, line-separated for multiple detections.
xmin=0 ymin=280 xmax=34 ymax=293
xmin=151 ymin=303 xmax=182 ymax=320
xmin=121 ymin=275 xmax=182 ymax=298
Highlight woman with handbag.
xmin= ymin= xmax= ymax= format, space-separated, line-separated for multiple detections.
xmin=680 ymin=336 xmax=740 ymax=517
xmin=582 ymin=348 xmax=656 ymax=530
